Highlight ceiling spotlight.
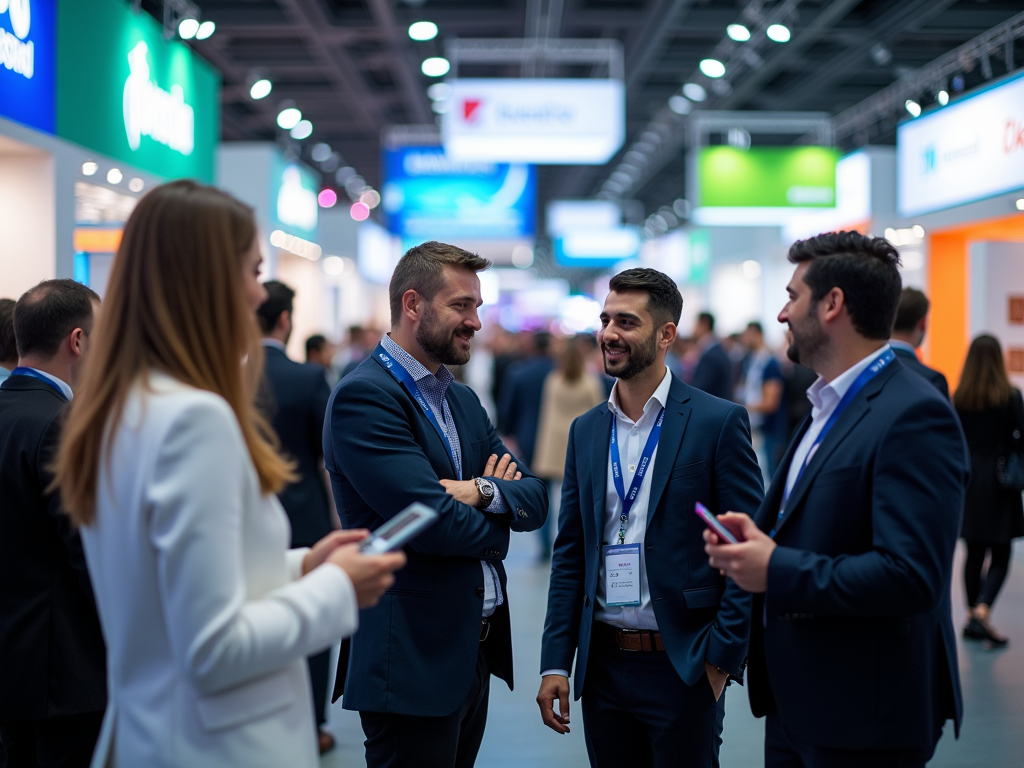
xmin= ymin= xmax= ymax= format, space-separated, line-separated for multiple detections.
xmin=937 ymin=89 xmax=949 ymax=106
xmin=128 ymin=178 xmax=145 ymax=193
xmin=311 ymin=143 xmax=333 ymax=163
xmin=178 ymin=17 xmax=199 ymax=40
xmin=1016 ymin=198 xmax=1024 ymax=211
xmin=318 ymin=189 xmax=338 ymax=208
xmin=290 ymin=119 xmax=313 ymax=140
xmin=727 ymin=24 xmax=751 ymax=42
xmin=699 ymin=59 xmax=725 ymax=78
xmin=277 ymin=107 xmax=302 ymax=130
xmin=196 ymin=20 xmax=216 ymax=40
xmin=81 ymin=161 xmax=98 ymax=176
xmin=408 ymin=21 xmax=438 ymax=41
xmin=107 ymin=168 xmax=123 ymax=184
xmin=870 ymin=42 xmax=892 ymax=66
xmin=668 ymin=95 xmax=692 ymax=115
xmin=323 ymin=256 xmax=346 ymax=276
xmin=350 ymin=202 xmax=370 ymax=222
xmin=427 ymin=82 xmax=451 ymax=101
xmin=766 ymin=24 xmax=791 ymax=43
xmin=360 ymin=189 xmax=381 ymax=209
xmin=250 ymin=79 xmax=272 ymax=100
xmin=905 ymin=99 xmax=921 ymax=118
xmin=336 ymin=166 xmax=356 ymax=185
xmin=421 ymin=57 xmax=450 ymax=77
xmin=683 ymin=82 xmax=707 ymax=102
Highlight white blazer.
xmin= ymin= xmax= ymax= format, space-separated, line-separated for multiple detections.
xmin=81 ymin=373 xmax=358 ymax=768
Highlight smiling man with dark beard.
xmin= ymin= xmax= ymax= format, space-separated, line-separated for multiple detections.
xmin=323 ymin=241 xmax=548 ymax=768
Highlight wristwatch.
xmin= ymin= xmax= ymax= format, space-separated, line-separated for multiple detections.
xmin=475 ymin=477 xmax=495 ymax=508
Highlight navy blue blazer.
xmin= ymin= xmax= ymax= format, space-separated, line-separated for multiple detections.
xmin=260 ymin=345 xmax=333 ymax=547
xmin=323 ymin=353 xmax=549 ymax=716
xmin=540 ymin=374 xmax=764 ymax=700
xmin=892 ymin=345 xmax=950 ymax=400
xmin=497 ymin=355 xmax=555 ymax=466
xmin=747 ymin=357 xmax=967 ymax=751
xmin=691 ymin=340 xmax=734 ymax=401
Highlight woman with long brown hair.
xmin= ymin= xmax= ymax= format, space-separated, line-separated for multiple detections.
xmin=53 ymin=181 xmax=403 ymax=767
xmin=954 ymin=334 xmax=1024 ymax=647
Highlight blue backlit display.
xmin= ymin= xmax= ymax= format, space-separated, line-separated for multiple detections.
xmin=0 ymin=0 xmax=56 ymax=134
xmin=381 ymin=146 xmax=536 ymax=240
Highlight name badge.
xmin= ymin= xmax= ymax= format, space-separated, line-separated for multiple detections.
xmin=603 ymin=543 xmax=642 ymax=607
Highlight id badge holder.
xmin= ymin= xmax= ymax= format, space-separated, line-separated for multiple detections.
xmin=603 ymin=543 xmax=642 ymax=607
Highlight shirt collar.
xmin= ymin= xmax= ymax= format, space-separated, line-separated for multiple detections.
xmin=888 ymin=339 xmax=917 ymax=354
xmin=608 ymin=366 xmax=672 ymax=421
xmin=380 ymin=333 xmax=454 ymax=390
xmin=24 ymin=367 xmax=74 ymax=401
xmin=806 ymin=344 xmax=891 ymax=414
xmin=261 ymin=338 xmax=286 ymax=351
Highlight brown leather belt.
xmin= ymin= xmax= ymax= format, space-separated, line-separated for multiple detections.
xmin=593 ymin=621 xmax=665 ymax=652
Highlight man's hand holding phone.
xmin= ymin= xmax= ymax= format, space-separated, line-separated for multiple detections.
xmin=703 ymin=512 xmax=776 ymax=594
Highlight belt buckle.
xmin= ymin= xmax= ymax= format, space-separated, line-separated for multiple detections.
xmin=480 ymin=619 xmax=491 ymax=642
xmin=615 ymin=627 xmax=641 ymax=652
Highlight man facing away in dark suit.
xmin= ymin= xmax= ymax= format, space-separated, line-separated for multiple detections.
xmin=255 ymin=281 xmax=337 ymax=754
xmin=537 ymin=268 xmax=764 ymax=768
xmin=323 ymin=241 xmax=548 ymax=768
xmin=705 ymin=232 xmax=968 ymax=768
xmin=890 ymin=287 xmax=950 ymax=399
xmin=0 ymin=279 xmax=106 ymax=768
xmin=690 ymin=312 xmax=734 ymax=401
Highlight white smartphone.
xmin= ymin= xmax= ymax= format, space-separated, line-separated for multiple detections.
xmin=694 ymin=501 xmax=740 ymax=544
xmin=359 ymin=502 xmax=439 ymax=554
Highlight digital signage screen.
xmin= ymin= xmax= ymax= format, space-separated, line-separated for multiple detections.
xmin=0 ymin=0 xmax=57 ymax=134
xmin=381 ymin=146 xmax=536 ymax=240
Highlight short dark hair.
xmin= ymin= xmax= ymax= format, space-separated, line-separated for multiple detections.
xmin=893 ymin=288 xmax=930 ymax=333
xmin=698 ymin=312 xmax=715 ymax=332
xmin=14 ymin=279 xmax=100 ymax=359
xmin=389 ymin=241 xmax=490 ymax=327
xmin=608 ymin=268 xmax=683 ymax=328
xmin=256 ymin=280 xmax=295 ymax=335
xmin=0 ymin=299 xmax=16 ymax=364
xmin=788 ymin=231 xmax=902 ymax=341
xmin=305 ymin=334 xmax=327 ymax=358
xmin=746 ymin=321 xmax=764 ymax=335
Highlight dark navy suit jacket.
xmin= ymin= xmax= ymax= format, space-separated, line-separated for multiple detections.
xmin=892 ymin=345 xmax=950 ymax=399
xmin=747 ymin=357 xmax=967 ymax=751
xmin=691 ymin=340 xmax=734 ymax=401
xmin=540 ymin=374 xmax=764 ymax=699
xmin=498 ymin=355 xmax=555 ymax=466
xmin=323 ymin=353 xmax=548 ymax=716
xmin=260 ymin=344 xmax=333 ymax=547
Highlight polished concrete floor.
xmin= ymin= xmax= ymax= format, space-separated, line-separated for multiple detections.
xmin=322 ymin=535 xmax=1024 ymax=768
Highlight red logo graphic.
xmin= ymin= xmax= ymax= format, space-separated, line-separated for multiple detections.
xmin=462 ymin=99 xmax=482 ymax=124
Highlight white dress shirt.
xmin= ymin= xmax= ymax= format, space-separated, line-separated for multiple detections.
xmin=783 ymin=344 xmax=891 ymax=502
xmin=542 ymin=367 xmax=671 ymax=679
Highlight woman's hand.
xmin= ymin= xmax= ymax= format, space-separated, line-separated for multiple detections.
xmin=302 ymin=529 xmax=369 ymax=576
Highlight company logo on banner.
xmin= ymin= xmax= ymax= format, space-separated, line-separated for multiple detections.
xmin=123 ymin=41 xmax=195 ymax=156
xmin=0 ymin=0 xmax=53 ymax=132
xmin=898 ymin=72 xmax=1024 ymax=217
xmin=441 ymin=79 xmax=625 ymax=164
xmin=0 ymin=0 xmax=32 ymax=77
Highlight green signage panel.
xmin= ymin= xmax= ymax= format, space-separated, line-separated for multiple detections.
xmin=57 ymin=0 xmax=220 ymax=182
xmin=697 ymin=147 xmax=839 ymax=208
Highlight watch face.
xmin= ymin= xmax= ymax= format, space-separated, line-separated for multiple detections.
xmin=477 ymin=478 xmax=493 ymax=497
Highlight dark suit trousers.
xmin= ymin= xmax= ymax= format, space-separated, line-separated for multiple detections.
xmin=581 ymin=632 xmax=721 ymax=768
xmin=765 ymin=713 xmax=940 ymax=768
xmin=360 ymin=646 xmax=491 ymax=768
xmin=0 ymin=711 xmax=104 ymax=768
xmin=309 ymin=649 xmax=330 ymax=726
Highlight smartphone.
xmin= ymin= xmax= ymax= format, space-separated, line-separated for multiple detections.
xmin=360 ymin=503 xmax=439 ymax=554
xmin=694 ymin=501 xmax=740 ymax=544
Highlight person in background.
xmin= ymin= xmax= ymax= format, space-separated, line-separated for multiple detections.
xmin=0 ymin=280 xmax=106 ymax=768
xmin=0 ymin=299 xmax=16 ymax=384
xmin=256 ymin=282 xmax=338 ymax=754
xmin=691 ymin=312 xmax=734 ymax=401
xmin=538 ymin=268 xmax=764 ymax=768
xmin=52 ymin=180 xmax=404 ymax=768
xmin=499 ymin=331 xmax=555 ymax=467
xmin=489 ymin=326 xmax=522 ymax=417
xmin=305 ymin=333 xmax=333 ymax=368
xmin=531 ymin=336 xmax=606 ymax=561
xmin=340 ymin=325 xmax=373 ymax=379
xmin=891 ymin=288 xmax=949 ymax=399
xmin=954 ymin=334 xmax=1024 ymax=647
xmin=725 ymin=332 xmax=749 ymax=394
xmin=739 ymin=322 xmax=786 ymax=480
xmin=706 ymin=231 xmax=966 ymax=768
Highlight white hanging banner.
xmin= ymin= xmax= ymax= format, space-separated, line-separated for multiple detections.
xmin=441 ymin=78 xmax=625 ymax=165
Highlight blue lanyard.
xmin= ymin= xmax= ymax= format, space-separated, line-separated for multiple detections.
xmin=772 ymin=348 xmax=895 ymax=536
xmin=374 ymin=344 xmax=459 ymax=476
xmin=610 ymin=407 xmax=665 ymax=544
xmin=10 ymin=367 xmax=65 ymax=397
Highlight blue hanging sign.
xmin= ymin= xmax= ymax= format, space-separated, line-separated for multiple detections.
xmin=0 ymin=0 xmax=56 ymax=134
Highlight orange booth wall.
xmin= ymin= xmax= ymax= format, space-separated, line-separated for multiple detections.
xmin=926 ymin=212 xmax=1024 ymax=391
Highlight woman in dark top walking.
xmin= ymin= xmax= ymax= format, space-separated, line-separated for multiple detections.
xmin=954 ymin=335 xmax=1024 ymax=647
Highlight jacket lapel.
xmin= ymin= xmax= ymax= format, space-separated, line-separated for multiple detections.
xmin=590 ymin=405 xmax=613 ymax=540
xmin=646 ymin=376 xmax=692 ymax=528
xmin=771 ymin=362 xmax=899 ymax=538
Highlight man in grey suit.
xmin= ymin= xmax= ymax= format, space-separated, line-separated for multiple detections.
xmin=890 ymin=288 xmax=949 ymax=399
